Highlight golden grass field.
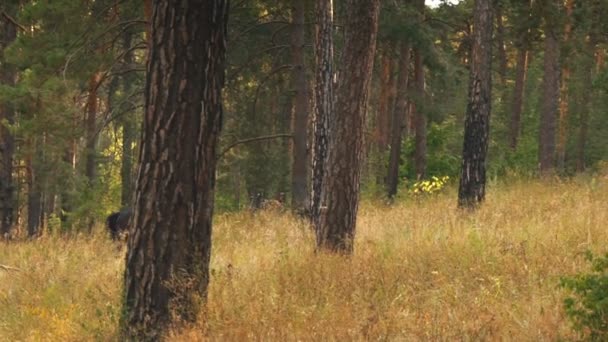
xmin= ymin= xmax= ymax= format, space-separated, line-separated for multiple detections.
xmin=1 ymin=175 xmax=607 ymax=341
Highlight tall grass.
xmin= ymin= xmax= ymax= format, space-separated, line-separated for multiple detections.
xmin=1 ymin=175 xmax=607 ymax=340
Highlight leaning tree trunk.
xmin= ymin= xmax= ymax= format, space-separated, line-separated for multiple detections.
xmin=387 ymin=42 xmax=411 ymax=199
xmin=311 ymin=0 xmax=334 ymax=226
xmin=290 ymin=0 xmax=310 ymax=213
xmin=458 ymin=0 xmax=493 ymax=208
xmin=539 ymin=11 xmax=560 ymax=176
xmin=0 ymin=6 xmax=17 ymax=238
xmin=316 ymin=0 xmax=380 ymax=253
xmin=123 ymin=1 xmax=228 ymax=339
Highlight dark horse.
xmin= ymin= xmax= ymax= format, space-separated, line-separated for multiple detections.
xmin=106 ymin=208 xmax=132 ymax=240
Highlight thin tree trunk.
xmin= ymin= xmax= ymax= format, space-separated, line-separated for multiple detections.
xmin=495 ymin=3 xmax=507 ymax=85
xmin=539 ymin=7 xmax=560 ymax=176
xmin=120 ymin=25 xmax=136 ymax=208
xmin=556 ymin=0 xmax=573 ymax=171
xmin=387 ymin=42 xmax=411 ymax=199
xmin=458 ymin=0 xmax=493 ymax=208
xmin=25 ymin=139 xmax=43 ymax=238
xmin=316 ymin=0 xmax=380 ymax=253
xmin=0 ymin=6 xmax=17 ymax=238
xmin=290 ymin=0 xmax=310 ymax=213
xmin=85 ymin=73 xmax=101 ymax=183
xmin=413 ymin=46 xmax=426 ymax=180
xmin=413 ymin=0 xmax=426 ymax=180
xmin=123 ymin=1 xmax=228 ymax=339
xmin=509 ymin=48 xmax=529 ymax=149
xmin=576 ymin=42 xmax=600 ymax=171
xmin=311 ymin=0 xmax=333 ymax=225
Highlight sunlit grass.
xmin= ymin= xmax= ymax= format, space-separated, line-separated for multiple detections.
xmin=1 ymin=174 xmax=607 ymax=340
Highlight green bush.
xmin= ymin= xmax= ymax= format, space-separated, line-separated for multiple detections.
xmin=560 ymin=251 xmax=608 ymax=341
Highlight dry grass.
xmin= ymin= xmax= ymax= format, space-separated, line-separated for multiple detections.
xmin=1 ymin=175 xmax=607 ymax=341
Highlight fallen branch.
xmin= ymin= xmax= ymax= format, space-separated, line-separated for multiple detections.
xmin=0 ymin=264 xmax=21 ymax=272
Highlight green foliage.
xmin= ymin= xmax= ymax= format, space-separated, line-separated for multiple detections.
xmin=560 ymin=251 xmax=608 ymax=340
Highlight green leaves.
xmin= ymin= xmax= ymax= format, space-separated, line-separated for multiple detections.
xmin=560 ymin=251 xmax=608 ymax=340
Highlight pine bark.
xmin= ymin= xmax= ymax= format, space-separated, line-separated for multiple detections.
xmin=316 ymin=0 xmax=380 ymax=253
xmin=0 ymin=5 xmax=17 ymax=237
xmin=539 ymin=4 xmax=560 ymax=175
xmin=311 ymin=0 xmax=333 ymax=226
xmin=387 ymin=43 xmax=411 ymax=199
xmin=123 ymin=1 xmax=228 ymax=339
xmin=290 ymin=0 xmax=310 ymax=213
xmin=458 ymin=0 xmax=493 ymax=208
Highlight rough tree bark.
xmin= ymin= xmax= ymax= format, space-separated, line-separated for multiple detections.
xmin=123 ymin=1 xmax=228 ymax=339
xmin=311 ymin=0 xmax=333 ymax=226
xmin=458 ymin=0 xmax=493 ymax=208
xmin=387 ymin=42 xmax=411 ymax=199
xmin=539 ymin=2 xmax=560 ymax=176
xmin=290 ymin=0 xmax=310 ymax=213
xmin=0 ymin=4 xmax=17 ymax=237
xmin=316 ymin=0 xmax=380 ymax=253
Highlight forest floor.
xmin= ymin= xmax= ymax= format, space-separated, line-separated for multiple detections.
xmin=1 ymin=174 xmax=607 ymax=341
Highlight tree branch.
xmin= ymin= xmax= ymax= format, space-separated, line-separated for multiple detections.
xmin=1 ymin=11 xmax=26 ymax=31
xmin=219 ymin=134 xmax=293 ymax=158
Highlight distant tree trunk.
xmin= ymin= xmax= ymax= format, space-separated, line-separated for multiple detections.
xmin=576 ymin=41 xmax=600 ymax=172
xmin=290 ymin=0 xmax=310 ymax=213
xmin=495 ymin=3 xmax=507 ymax=85
xmin=316 ymin=0 xmax=380 ymax=253
xmin=376 ymin=47 xmax=397 ymax=152
xmin=413 ymin=0 xmax=426 ymax=180
xmin=458 ymin=0 xmax=493 ymax=208
xmin=539 ymin=5 xmax=560 ymax=176
xmin=123 ymin=1 xmax=228 ymax=339
xmin=311 ymin=0 xmax=333 ymax=225
xmin=120 ymin=27 xmax=136 ymax=208
xmin=26 ymin=139 xmax=43 ymax=237
xmin=387 ymin=42 xmax=411 ymax=199
xmin=556 ymin=0 xmax=573 ymax=171
xmin=509 ymin=48 xmax=529 ymax=149
xmin=413 ymin=46 xmax=426 ymax=180
xmin=85 ymin=73 xmax=100 ymax=183
xmin=0 ymin=6 xmax=17 ymax=238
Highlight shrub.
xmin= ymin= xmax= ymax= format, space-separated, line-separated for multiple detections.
xmin=560 ymin=251 xmax=608 ymax=341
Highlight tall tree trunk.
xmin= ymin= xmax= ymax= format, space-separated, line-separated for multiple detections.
xmin=413 ymin=0 xmax=426 ymax=180
xmin=413 ymin=46 xmax=426 ymax=180
xmin=556 ymin=0 xmax=573 ymax=171
xmin=0 ymin=5 xmax=17 ymax=238
xmin=387 ymin=42 xmax=411 ymax=199
xmin=495 ymin=3 xmax=507 ymax=86
xmin=120 ymin=25 xmax=136 ymax=208
xmin=539 ymin=5 xmax=560 ymax=176
xmin=509 ymin=48 xmax=529 ymax=149
xmin=85 ymin=73 xmax=100 ymax=183
xmin=316 ymin=0 xmax=380 ymax=253
xmin=123 ymin=1 xmax=228 ymax=339
xmin=311 ymin=0 xmax=334 ymax=225
xmin=458 ymin=0 xmax=493 ymax=208
xmin=577 ymin=41 xmax=601 ymax=171
xmin=26 ymin=139 xmax=44 ymax=238
xmin=290 ymin=0 xmax=310 ymax=213
xmin=376 ymin=48 xmax=397 ymax=152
